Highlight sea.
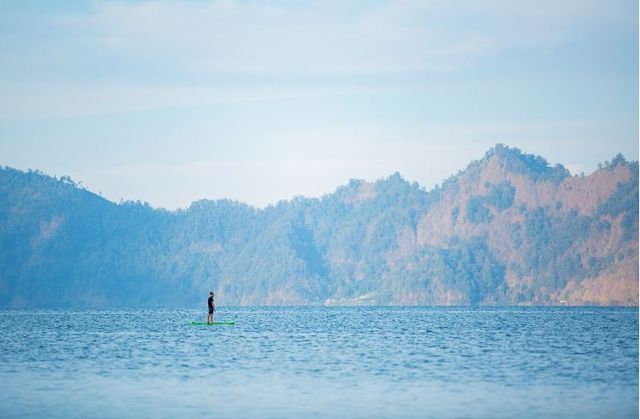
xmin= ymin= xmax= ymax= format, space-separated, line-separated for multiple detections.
xmin=0 ymin=306 xmax=637 ymax=418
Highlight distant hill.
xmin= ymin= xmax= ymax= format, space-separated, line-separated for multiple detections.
xmin=0 ymin=144 xmax=637 ymax=307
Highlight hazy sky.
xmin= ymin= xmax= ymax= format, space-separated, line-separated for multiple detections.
xmin=0 ymin=0 xmax=637 ymax=209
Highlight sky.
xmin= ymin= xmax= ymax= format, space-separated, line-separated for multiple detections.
xmin=0 ymin=0 xmax=637 ymax=209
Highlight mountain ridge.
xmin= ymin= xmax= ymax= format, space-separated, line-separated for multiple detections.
xmin=1 ymin=144 xmax=637 ymax=307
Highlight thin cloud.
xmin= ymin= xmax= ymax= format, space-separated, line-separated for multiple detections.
xmin=0 ymin=82 xmax=395 ymax=119
xmin=53 ymin=0 xmax=626 ymax=77
xmin=1 ymin=0 xmax=632 ymax=118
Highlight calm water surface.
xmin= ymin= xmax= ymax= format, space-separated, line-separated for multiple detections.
xmin=0 ymin=307 xmax=637 ymax=418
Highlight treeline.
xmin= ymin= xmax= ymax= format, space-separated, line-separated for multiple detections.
xmin=0 ymin=145 xmax=637 ymax=307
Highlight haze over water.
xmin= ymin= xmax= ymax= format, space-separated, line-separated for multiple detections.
xmin=1 ymin=306 xmax=637 ymax=418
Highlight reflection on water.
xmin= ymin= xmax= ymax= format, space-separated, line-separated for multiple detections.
xmin=0 ymin=307 xmax=637 ymax=418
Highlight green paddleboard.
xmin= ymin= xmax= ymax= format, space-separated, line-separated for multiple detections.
xmin=191 ymin=321 xmax=235 ymax=326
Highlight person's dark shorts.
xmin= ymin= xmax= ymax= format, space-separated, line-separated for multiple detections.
xmin=208 ymin=307 xmax=214 ymax=314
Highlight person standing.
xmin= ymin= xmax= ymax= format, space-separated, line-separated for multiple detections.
xmin=207 ymin=291 xmax=216 ymax=324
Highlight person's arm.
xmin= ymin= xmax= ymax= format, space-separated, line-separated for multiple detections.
xmin=213 ymin=300 xmax=216 ymax=311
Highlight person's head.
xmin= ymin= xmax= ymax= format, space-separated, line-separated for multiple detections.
xmin=210 ymin=291 xmax=214 ymax=296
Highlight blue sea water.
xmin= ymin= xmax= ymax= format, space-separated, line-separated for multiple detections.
xmin=0 ymin=306 xmax=637 ymax=418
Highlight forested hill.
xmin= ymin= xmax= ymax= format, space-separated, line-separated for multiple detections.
xmin=1 ymin=145 xmax=637 ymax=308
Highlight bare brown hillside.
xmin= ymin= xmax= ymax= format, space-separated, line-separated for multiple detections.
xmin=412 ymin=149 xmax=638 ymax=305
